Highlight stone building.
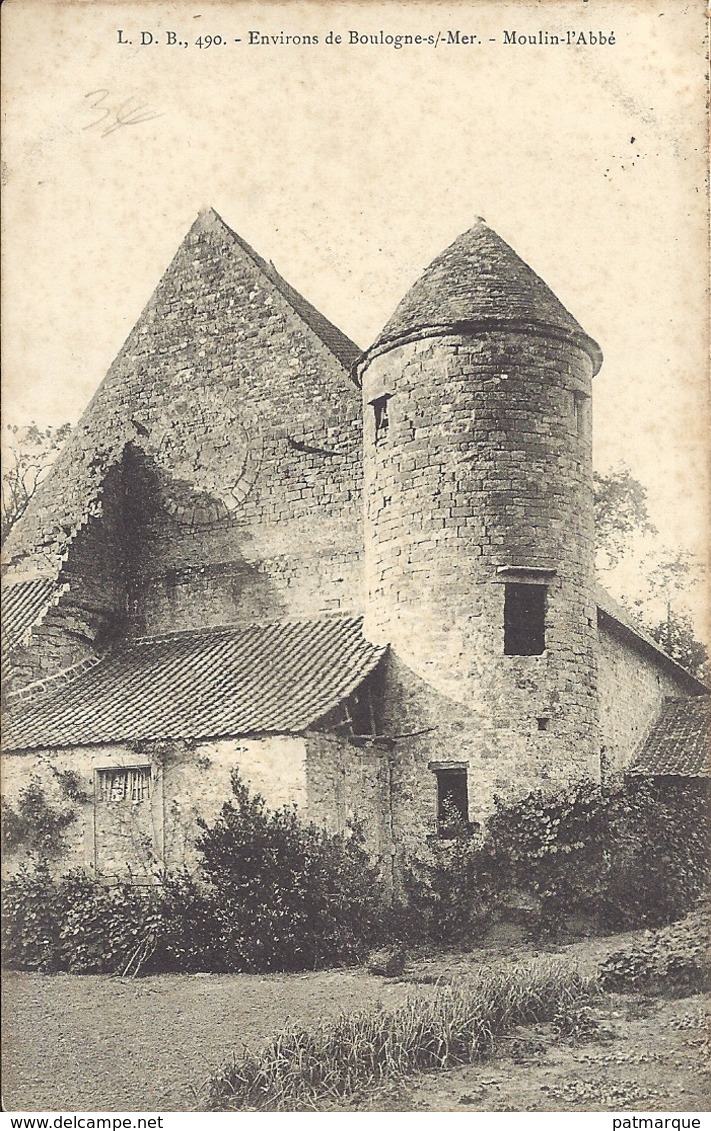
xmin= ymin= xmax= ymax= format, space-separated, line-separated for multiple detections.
xmin=2 ymin=209 xmax=707 ymax=882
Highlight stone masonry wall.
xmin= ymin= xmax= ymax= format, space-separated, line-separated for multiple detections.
xmin=362 ymin=330 xmax=599 ymax=791
xmin=379 ymin=653 xmax=597 ymax=857
xmin=597 ymin=622 xmax=697 ymax=778
xmin=3 ymin=210 xmax=363 ymax=646
xmin=6 ymin=465 xmax=129 ymax=692
xmin=305 ymin=732 xmax=391 ymax=868
xmin=2 ymin=736 xmax=307 ymax=881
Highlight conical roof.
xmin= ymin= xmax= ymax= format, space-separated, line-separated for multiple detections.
xmin=362 ymin=220 xmax=602 ymax=372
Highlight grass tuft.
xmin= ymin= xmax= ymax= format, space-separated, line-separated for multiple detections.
xmin=207 ymin=956 xmax=597 ymax=1110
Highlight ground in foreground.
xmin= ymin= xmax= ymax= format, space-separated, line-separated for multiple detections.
xmin=2 ymin=934 xmax=709 ymax=1112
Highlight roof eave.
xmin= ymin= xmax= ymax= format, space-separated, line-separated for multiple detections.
xmin=597 ymin=606 xmax=709 ymax=695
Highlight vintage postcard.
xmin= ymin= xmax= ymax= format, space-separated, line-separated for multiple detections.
xmin=1 ymin=0 xmax=709 ymax=1118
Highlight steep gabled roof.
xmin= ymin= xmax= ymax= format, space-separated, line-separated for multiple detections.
xmin=2 ymin=208 xmax=360 ymax=579
xmin=630 ymin=696 xmax=710 ymax=776
xmin=3 ymin=615 xmax=385 ymax=751
xmin=361 ymin=220 xmax=602 ymax=373
xmin=225 ymin=223 xmax=360 ymax=369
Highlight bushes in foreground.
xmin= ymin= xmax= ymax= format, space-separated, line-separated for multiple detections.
xmin=401 ymin=778 xmax=709 ymax=942
xmin=1 ymin=771 xmax=386 ymax=975
xmin=193 ymin=772 xmax=385 ymax=972
xmin=599 ymin=909 xmax=710 ymax=995
xmin=207 ymin=956 xmax=596 ymax=1110
xmin=3 ymin=773 xmax=707 ymax=973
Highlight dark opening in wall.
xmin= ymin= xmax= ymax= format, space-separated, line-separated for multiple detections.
xmin=504 ymin=583 xmax=546 ymax=655
xmin=537 ymin=717 xmax=549 ymax=731
xmin=434 ymin=767 xmax=469 ymax=837
xmin=372 ymin=395 xmax=391 ymax=442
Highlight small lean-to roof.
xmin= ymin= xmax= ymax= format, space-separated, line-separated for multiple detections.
xmin=630 ymin=696 xmax=710 ymax=777
xmin=3 ymin=616 xmax=385 ymax=751
xmin=362 ymin=220 xmax=602 ymax=373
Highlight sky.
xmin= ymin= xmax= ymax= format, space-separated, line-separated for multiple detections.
xmin=2 ymin=0 xmax=709 ymax=623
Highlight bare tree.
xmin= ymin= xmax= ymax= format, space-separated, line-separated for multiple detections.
xmin=1 ymin=422 xmax=71 ymax=545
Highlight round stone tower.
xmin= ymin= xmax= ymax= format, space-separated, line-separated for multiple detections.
xmin=358 ymin=221 xmax=603 ymax=804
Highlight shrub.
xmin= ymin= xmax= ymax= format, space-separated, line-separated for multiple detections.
xmin=59 ymin=880 xmax=165 ymax=974
xmin=194 ymin=771 xmax=387 ymax=972
xmin=207 ymin=956 xmax=597 ymax=1110
xmin=599 ymin=909 xmax=710 ymax=994
xmin=1 ymin=861 xmax=69 ymax=971
xmin=1 ymin=865 xmax=164 ymax=974
xmin=400 ymin=830 xmax=498 ymax=946
xmin=400 ymin=777 xmax=709 ymax=942
xmin=1 ymin=778 xmax=78 ymax=859
xmin=2 ymin=775 xmax=389 ymax=975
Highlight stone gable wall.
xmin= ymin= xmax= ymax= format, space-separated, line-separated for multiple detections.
xmin=5 ymin=465 xmax=129 ymax=691
xmin=4 ymin=212 xmax=363 ymax=654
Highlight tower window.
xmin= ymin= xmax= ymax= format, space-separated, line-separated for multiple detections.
xmin=434 ymin=767 xmax=469 ymax=837
xmin=372 ymin=395 xmax=390 ymax=442
xmin=572 ymin=390 xmax=588 ymax=437
xmin=504 ymin=583 xmax=546 ymax=655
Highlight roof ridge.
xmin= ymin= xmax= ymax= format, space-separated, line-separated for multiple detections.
xmin=128 ymin=611 xmax=364 ymax=646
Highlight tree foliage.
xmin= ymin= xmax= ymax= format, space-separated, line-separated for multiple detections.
xmin=593 ymin=464 xmax=656 ymax=569
xmin=1 ymin=421 xmax=71 ymax=544
xmin=594 ymin=464 xmax=708 ymax=678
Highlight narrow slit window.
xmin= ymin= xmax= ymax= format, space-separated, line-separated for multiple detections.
xmin=435 ymin=768 xmax=469 ymax=837
xmin=504 ymin=583 xmax=546 ymax=655
xmin=372 ymin=395 xmax=390 ymax=442
xmin=572 ymin=391 xmax=588 ymax=437
xmin=96 ymin=766 xmax=151 ymax=803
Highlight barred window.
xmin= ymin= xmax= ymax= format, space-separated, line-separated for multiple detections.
xmin=96 ymin=766 xmax=151 ymax=803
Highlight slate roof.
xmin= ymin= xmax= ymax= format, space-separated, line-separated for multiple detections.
xmin=3 ymin=616 xmax=386 ymax=751
xmin=595 ymin=584 xmax=708 ymax=694
xmin=363 ymin=220 xmax=602 ymax=373
xmin=630 ymin=696 xmax=710 ymax=777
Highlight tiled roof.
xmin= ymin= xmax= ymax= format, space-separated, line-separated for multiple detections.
xmin=1 ymin=578 xmax=61 ymax=656
xmin=364 ymin=221 xmax=602 ymax=372
xmin=595 ymin=584 xmax=708 ymax=694
xmin=3 ymin=616 xmax=386 ymax=751
xmin=630 ymin=696 xmax=710 ymax=776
